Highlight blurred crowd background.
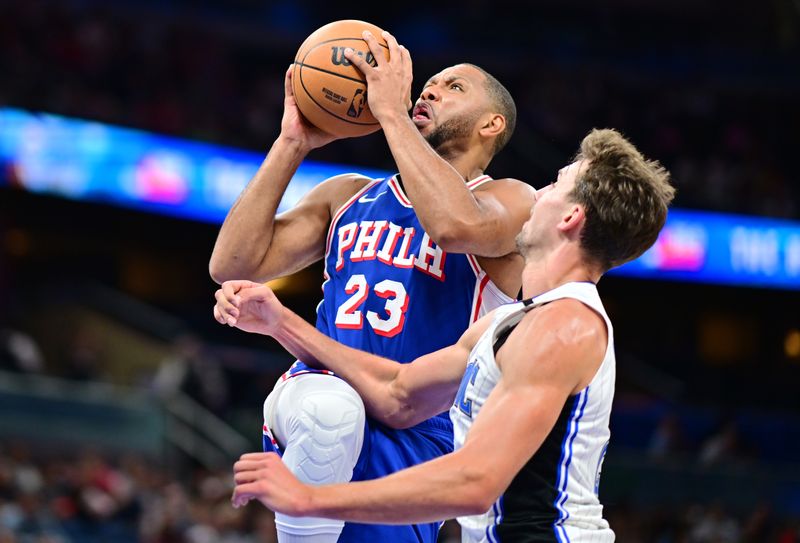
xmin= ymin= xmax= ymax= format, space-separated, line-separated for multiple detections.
xmin=1 ymin=0 xmax=799 ymax=541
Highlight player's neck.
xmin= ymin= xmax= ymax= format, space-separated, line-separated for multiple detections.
xmin=435 ymin=143 xmax=488 ymax=181
xmin=445 ymin=155 xmax=486 ymax=182
xmin=520 ymin=246 xmax=597 ymax=299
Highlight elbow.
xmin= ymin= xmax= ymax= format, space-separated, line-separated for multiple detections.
xmin=209 ymin=253 xmax=264 ymax=284
xmin=455 ymin=456 xmax=503 ymax=514
xmin=427 ymin=223 xmax=473 ymax=253
xmin=381 ymin=382 xmax=418 ymax=430
xmin=383 ymin=414 xmax=413 ymax=430
xmin=469 ymin=482 xmax=503 ymax=515
xmin=208 ymin=256 xmax=233 ymax=285
xmin=426 ymin=211 xmax=500 ymax=253
xmin=208 ymin=262 xmax=223 ymax=285
xmin=459 ymin=477 xmax=500 ymax=515
xmin=463 ymin=498 xmax=493 ymax=517
xmin=384 ymin=409 xmax=423 ymax=430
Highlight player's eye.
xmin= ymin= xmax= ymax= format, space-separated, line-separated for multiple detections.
xmin=451 ymin=83 xmax=463 ymax=91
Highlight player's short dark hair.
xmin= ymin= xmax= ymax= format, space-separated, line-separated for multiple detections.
xmin=462 ymin=64 xmax=516 ymax=156
xmin=571 ymin=128 xmax=676 ymax=271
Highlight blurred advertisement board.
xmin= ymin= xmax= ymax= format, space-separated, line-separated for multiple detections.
xmin=2 ymin=107 xmax=799 ymax=290
xmin=612 ymin=209 xmax=800 ymax=290
xmin=0 ymin=107 xmax=387 ymax=223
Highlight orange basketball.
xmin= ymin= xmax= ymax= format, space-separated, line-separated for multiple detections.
xmin=292 ymin=20 xmax=389 ymax=138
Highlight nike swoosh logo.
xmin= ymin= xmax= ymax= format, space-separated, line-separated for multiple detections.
xmin=358 ymin=191 xmax=387 ymax=204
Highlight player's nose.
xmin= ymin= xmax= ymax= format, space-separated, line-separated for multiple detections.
xmin=420 ymin=85 xmax=440 ymax=102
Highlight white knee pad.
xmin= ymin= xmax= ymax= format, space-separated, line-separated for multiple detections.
xmin=263 ymin=374 xmax=366 ymax=540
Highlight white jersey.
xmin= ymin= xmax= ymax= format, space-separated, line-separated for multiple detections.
xmin=450 ymin=282 xmax=616 ymax=543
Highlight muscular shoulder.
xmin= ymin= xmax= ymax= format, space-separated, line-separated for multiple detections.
xmin=523 ymin=299 xmax=607 ymax=347
xmin=473 ymin=178 xmax=536 ymax=218
xmin=474 ymin=178 xmax=536 ymax=202
xmin=313 ymin=173 xmax=376 ymax=215
xmin=498 ymin=299 xmax=607 ymax=392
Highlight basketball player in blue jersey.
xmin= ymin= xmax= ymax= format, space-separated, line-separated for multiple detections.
xmin=216 ymin=128 xmax=676 ymax=542
xmin=210 ymin=30 xmax=535 ymax=542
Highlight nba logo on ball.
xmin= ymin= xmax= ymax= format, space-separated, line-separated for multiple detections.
xmin=292 ymin=20 xmax=390 ymax=137
xmin=347 ymin=89 xmax=367 ymax=118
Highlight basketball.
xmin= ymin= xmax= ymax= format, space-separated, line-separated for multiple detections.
xmin=292 ymin=20 xmax=390 ymax=138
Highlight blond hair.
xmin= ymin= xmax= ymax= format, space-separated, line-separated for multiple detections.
xmin=570 ymin=128 xmax=676 ymax=270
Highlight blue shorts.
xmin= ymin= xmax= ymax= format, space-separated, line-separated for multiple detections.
xmin=263 ymin=365 xmax=454 ymax=543
xmin=341 ymin=414 xmax=454 ymax=543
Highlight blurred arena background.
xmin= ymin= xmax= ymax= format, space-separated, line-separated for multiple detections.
xmin=1 ymin=0 xmax=799 ymax=541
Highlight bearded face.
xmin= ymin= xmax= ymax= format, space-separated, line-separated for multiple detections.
xmin=423 ymin=110 xmax=482 ymax=152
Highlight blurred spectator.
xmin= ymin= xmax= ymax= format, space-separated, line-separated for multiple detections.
xmin=688 ymin=503 xmax=740 ymax=542
xmin=0 ymin=443 xmax=798 ymax=542
xmin=699 ymin=419 xmax=751 ymax=467
xmin=648 ymin=412 xmax=690 ymax=462
xmin=152 ymin=333 xmax=230 ymax=413
xmin=0 ymin=328 xmax=44 ymax=374
xmin=0 ymin=445 xmax=274 ymax=543
xmin=742 ymin=503 xmax=778 ymax=543
xmin=60 ymin=325 xmax=103 ymax=382
xmin=778 ymin=520 xmax=800 ymax=543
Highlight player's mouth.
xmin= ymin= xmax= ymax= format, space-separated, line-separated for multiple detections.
xmin=412 ymin=102 xmax=433 ymax=126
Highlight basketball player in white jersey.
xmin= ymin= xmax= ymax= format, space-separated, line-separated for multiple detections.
xmin=216 ymin=128 xmax=675 ymax=541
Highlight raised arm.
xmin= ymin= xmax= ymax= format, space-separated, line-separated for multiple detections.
xmin=344 ymin=32 xmax=536 ymax=257
xmin=214 ymin=280 xmax=493 ymax=428
xmin=209 ymin=67 xmax=371 ymax=283
xmin=230 ymin=299 xmax=608 ymax=524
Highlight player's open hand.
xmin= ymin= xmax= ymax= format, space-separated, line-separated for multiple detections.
xmin=232 ymin=452 xmax=314 ymax=516
xmin=280 ymin=66 xmax=341 ymax=150
xmin=344 ymin=30 xmax=413 ymax=122
xmin=213 ymin=280 xmax=285 ymax=336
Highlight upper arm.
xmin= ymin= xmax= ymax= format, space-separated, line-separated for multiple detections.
xmin=387 ymin=312 xmax=496 ymax=428
xmin=255 ymin=174 xmax=372 ymax=281
xmin=455 ymin=301 xmax=608 ymax=502
xmin=435 ymin=179 xmax=536 ymax=257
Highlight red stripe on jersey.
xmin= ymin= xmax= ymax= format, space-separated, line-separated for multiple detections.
xmin=280 ymin=368 xmax=335 ymax=381
xmin=388 ymin=176 xmax=413 ymax=207
xmin=388 ymin=174 xmax=490 ymax=207
xmin=466 ymin=174 xmax=492 ymax=189
xmin=472 ymin=274 xmax=491 ymax=323
xmin=325 ymin=179 xmax=381 ymax=257
xmin=466 ymin=254 xmax=482 ymax=277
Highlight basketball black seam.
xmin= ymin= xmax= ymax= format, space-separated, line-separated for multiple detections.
xmin=295 ymin=36 xmax=389 ymax=127
xmin=294 ymin=62 xmax=367 ymax=85
xmin=296 ymin=37 xmax=389 ymax=85
xmin=298 ymin=36 xmax=390 ymax=61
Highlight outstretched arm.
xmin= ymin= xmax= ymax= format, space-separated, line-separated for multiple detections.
xmin=230 ymin=299 xmax=609 ymax=523
xmin=214 ymin=280 xmax=492 ymax=428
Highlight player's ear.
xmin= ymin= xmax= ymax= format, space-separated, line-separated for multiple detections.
xmin=478 ymin=113 xmax=505 ymax=140
xmin=558 ymin=204 xmax=585 ymax=235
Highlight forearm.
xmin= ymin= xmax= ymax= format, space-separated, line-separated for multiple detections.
xmin=209 ymin=137 xmax=309 ymax=283
xmin=305 ymin=447 xmax=493 ymax=523
xmin=272 ymin=309 xmax=409 ymax=424
xmin=381 ymin=114 xmax=486 ymax=246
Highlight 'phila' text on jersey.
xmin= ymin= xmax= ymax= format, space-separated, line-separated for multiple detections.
xmin=335 ymin=220 xmax=447 ymax=281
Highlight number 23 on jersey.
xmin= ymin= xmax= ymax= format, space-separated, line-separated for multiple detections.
xmin=334 ymin=274 xmax=409 ymax=337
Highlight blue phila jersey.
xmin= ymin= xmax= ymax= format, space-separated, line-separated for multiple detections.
xmin=290 ymin=173 xmax=514 ymax=424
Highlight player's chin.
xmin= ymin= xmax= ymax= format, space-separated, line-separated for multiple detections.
xmin=412 ymin=117 xmax=433 ymax=132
